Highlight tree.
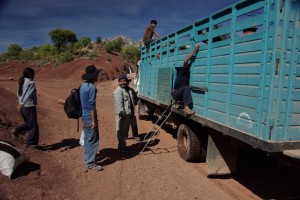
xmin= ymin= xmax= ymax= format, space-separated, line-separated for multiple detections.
xmin=115 ymin=37 xmax=125 ymax=52
xmin=48 ymin=29 xmax=78 ymax=52
xmin=7 ymin=43 xmax=22 ymax=58
xmin=121 ymin=45 xmax=140 ymax=63
xmin=79 ymin=37 xmax=91 ymax=47
xmin=104 ymin=37 xmax=125 ymax=53
xmin=96 ymin=36 xmax=102 ymax=44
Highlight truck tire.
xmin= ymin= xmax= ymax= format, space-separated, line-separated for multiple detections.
xmin=177 ymin=124 xmax=201 ymax=162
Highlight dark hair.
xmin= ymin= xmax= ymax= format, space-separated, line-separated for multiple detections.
xmin=18 ymin=67 xmax=35 ymax=96
xmin=151 ymin=20 xmax=157 ymax=25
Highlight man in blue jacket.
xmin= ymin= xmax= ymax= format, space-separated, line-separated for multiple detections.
xmin=80 ymin=65 xmax=103 ymax=171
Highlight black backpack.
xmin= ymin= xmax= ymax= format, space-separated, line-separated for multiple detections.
xmin=64 ymin=87 xmax=82 ymax=119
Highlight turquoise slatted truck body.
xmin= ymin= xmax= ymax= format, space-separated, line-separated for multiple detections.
xmin=136 ymin=0 xmax=300 ymax=174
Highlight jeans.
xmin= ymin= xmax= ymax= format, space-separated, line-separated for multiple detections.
xmin=171 ymin=85 xmax=193 ymax=107
xmin=82 ymin=118 xmax=99 ymax=168
xmin=15 ymin=106 xmax=39 ymax=145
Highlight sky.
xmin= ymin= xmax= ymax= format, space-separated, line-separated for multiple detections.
xmin=0 ymin=0 xmax=240 ymax=53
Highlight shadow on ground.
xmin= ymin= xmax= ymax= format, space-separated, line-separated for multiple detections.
xmin=11 ymin=162 xmax=40 ymax=180
xmin=37 ymin=138 xmax=80 ymax=152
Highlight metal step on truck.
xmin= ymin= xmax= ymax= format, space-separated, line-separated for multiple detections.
xmin=134 ymin=0 xmax=300 ymax=175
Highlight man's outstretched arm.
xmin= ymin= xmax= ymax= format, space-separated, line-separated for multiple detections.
xmin=183 ymin=45 xmax=200 ymax=68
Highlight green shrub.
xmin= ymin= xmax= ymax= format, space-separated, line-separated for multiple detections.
xmin=104 ymin=41 xmax=115 ymax=53
xmin=72 ymin=42 xmax=84 ymax=50
xmin=0 ymin=53 xmax=8 ymax=63
xmin=6 ymin=43 xmax=22 ymax=59
xmin=80 ymin=37 xmax=91 ymax=47
xmin=104 ymin=37 xmax=125 ymax=53
xmin=56 ymin=51 xmax=74 ymax=65
xmin=72 ymin=37 xmax=92 ymax=51
xmin=38 ymin=44 xmax=56 ymax=58
xmin=30 ymin=46 xmax=38 ymax=51
xmin=96 ymin=36 xmax=102 ymax=44
xmin=34 ymin=57 xmax=54 ymax=66
xmin=19 ymin=50 xmax=35 ymax=63
xmin=121 ymin=45 xmax=140 ymax=63
xmin=114 ymin=37 xmax=125 ymax=52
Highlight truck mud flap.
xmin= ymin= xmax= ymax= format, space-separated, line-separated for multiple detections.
xmin=206 ymin=131 xmax=237 ymax=175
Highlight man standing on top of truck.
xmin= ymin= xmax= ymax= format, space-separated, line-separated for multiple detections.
xmin=171 ymin=45 xmax=200 ymax=116
xmin=143 ymin=20 xmax=160 ymax=47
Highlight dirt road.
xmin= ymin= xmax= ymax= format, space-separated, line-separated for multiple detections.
xmin=1 ymin=77 xmax=300 ymax=200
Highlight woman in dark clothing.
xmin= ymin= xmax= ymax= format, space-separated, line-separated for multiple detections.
xmin=12 ymin=67 xmax=39 ymax=148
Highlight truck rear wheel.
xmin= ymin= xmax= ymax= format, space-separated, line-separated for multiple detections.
xmin=177 ymin=124 xmax=201 ymax=162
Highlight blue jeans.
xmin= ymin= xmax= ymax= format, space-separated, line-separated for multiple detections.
xmin=82 ymin=118 xmax=99 ymax=168
xmin=15 ymin=106 xmax=39 ymax=145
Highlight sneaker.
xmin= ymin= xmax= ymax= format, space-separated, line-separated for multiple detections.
xmin=134 ymin=136 xmax=141 ymax=141
xmin=184 ymin=106 xmax=195 ymax=116
xmin=88 ymin=165 xmax=104 ymax=171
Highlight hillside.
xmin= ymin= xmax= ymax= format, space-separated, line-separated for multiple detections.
xmin=0 ymin=47 xmax=136 ymax=82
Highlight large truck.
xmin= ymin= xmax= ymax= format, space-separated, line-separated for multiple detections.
xmin=135 ymin=0 xmax=300 ymax=175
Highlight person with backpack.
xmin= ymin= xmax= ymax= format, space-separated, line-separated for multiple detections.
xmin=80 ymin=65 xmax=103 ymax=171
xmin=12 ymin=67 xmax=39 ymax=148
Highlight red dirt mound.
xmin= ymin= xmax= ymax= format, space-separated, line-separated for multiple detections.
xmin=0 ymin=86 xmax=21 ymax=140
xmin=0 ymin=49 xmax=136 ymax=82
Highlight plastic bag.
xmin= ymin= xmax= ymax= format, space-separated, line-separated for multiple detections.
xmin=0 ymin=141 xmax=29 ymax=179
xmin=79 ymin=129 xmax=84 ymax=146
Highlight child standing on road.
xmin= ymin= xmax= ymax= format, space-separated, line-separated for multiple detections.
xmin=12 ymin=67 xmax=39 ymax=148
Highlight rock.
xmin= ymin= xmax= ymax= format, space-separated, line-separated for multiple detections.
xmin=57 ymin=99 xmax=65 ymax=105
